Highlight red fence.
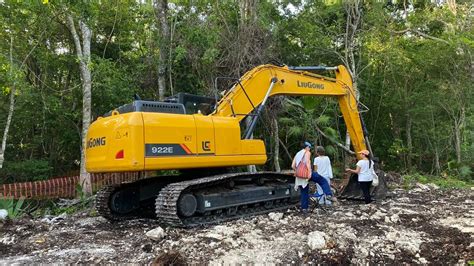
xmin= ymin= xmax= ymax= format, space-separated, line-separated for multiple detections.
xmin=0 ymin=172 xmax=140 ymax=199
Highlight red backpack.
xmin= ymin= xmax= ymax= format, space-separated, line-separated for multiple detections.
xmin=295 ymin=151 xmax=311 ymax=179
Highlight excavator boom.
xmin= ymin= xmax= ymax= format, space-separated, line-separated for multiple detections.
xmin=212 ymin=64 xmax=367 ymax=158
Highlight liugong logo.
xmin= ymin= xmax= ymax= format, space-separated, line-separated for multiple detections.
xmin=87 ymin=137 xmax=106 ymax=149
xmin=297 ymin=81 xmax=324 ymax=90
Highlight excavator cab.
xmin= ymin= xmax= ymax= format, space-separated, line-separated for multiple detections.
xmin=164 ymin=92 xmax=216 ymax=115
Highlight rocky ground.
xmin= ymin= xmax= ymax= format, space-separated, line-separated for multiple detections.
xmin=0 ymin=184 xmax=473 ymax=264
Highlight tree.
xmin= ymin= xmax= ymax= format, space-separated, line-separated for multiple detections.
xmin=0 ymin=35 xmax=15 ymax=169
xmin=342 ymin=0 xmax=363 ymax=155
xmin=0 ymin=2 xmax=46 ymax=170
xmin=154 ymin=0 xmax=170 ymax=100
xmin=66 ymin=14 xmax=92 ymax=195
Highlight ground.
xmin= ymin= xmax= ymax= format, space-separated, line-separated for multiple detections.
xmin=0 ymin=185 xmax=473 ymax=264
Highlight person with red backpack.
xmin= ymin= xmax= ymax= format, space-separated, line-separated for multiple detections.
xmin=292 ymin=141 xmax=333 ymax=214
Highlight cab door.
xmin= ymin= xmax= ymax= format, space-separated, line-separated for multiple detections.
xmin=194 ymin=115 xmax=215 ymax=155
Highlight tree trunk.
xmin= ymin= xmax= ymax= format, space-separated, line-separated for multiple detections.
xmin=168 ymin=15 xmax=177 ymax=96
xmin=272 ymin=117 xmax=280 ymax=172
xmin=343 ymin=1 xmax=362 ymax=165
xmin=343 ymin=1 xmax=361 ymax=82
xmin=344 ymin=132 xmax=351 ymax=149
xmin=154 ymin=0 xmax=170 ymax=100
xmin=278 ymin=137 xmax=293 ymax=162
xmin=453 ymin=110 xmax=464 ymax=164
xmin=429 ymin=107 xmax=441 ymax=175
xmin=66 ymin=15 xmax=92 ymax=195
xmin=434 ymin=146 xmax=440 ymax=176
xmin=234 ymin=0 xmax=260 ymax=76
xmin=239 ymin=0 xmax=257 ymax=24
xmin=454 ymin=128 xmax=461 ymax=164
xmin=0 ymin=35 xmax=16 ymax=169
xmin=406 ymin=115 xmax=412 ymax=172
xmin=447 ymin=0 xmax=457 ymax=15
xmin=441 ymin=96 xmax=466 ymax=165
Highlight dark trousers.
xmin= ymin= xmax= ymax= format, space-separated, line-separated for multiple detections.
xmin=299 ymin=172 xmax=333 ymax=210
xmin=359 ymin=181 xmax=373 ymax=204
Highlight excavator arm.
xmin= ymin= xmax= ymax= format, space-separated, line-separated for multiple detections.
xmin=212 ymin=64 xmax=366 ymax=158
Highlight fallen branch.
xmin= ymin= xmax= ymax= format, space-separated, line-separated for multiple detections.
xmin=278 ymin=137 xmax=293 ymax=161
xmin=314 ymin=124 xmax=355 ymax=155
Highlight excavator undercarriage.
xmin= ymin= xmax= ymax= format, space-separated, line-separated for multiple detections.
xmin=96 ymin=171 xmax=299 ymax=227
xmin=95 ymin=170 xmax=389 ymax=228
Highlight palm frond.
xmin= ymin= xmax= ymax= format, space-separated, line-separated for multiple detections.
xmin=323 ymin=127 xmax=339 ymax=139
xmin=278 ymin=117 xmax=294 ymax=125
xmin=325 ymin=145 xmax=337 ymax=156
xmin=288 ymin=125 xmax=304 ymax=137
xmin=315 ymin=114 xmax=331 ymax=126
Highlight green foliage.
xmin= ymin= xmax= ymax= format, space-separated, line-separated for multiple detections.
xmin=28 ymin=185 xmax=95 ymax=216
xmin=432 ymin=178 xmax=470 ymax=190
xmin=32 ymin=197 xmax=94 ymax=217
xmin=386 ymin=139 xmax=409 ymax=169
xmin=75 ymin=183 xmax=88 ymax=203
xmin=325 ymin=145 xmax=337 ymax=157
xmin=458 ymin=166 xmax=473 ymax=180
xmin=402 ymin=173 xmax=472 ymax=190
xmin=288 ymin=125 xmax=304 ymax=138
xmin=49 ymin=201 xmax=91 ymax=216
xmin=0 ymin=160 xmax=52 ymax=184
xmin=316 ymin=115 xmax=331 ymax=126
xmin=91 ymin=57 xmax=136 ymax=116
xmin=0 ymin=198 xmax=25 ymax=219
xmin=278 ymin=117 xmax=293 ymax=125
xmin=446 ymin=161 xmax=473 ymax=181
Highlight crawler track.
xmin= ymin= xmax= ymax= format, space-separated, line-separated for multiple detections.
xmin=95 ymin=175 xmax=181 ymax=221
xmin=95 ymin=171 xmax=298 ymax=227
xmin=155 ymin=172 xmax=298 ymax=227
xmin=96 ymin=184 xmax=140 ymax=221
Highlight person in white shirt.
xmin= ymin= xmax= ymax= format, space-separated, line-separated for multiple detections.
xmin=345 ymin=149 xmax=374 ymax=204
xmin=313 ymin=146 xmax=334 ymax=205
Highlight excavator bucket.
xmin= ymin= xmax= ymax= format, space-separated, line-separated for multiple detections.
xmin=339 ymin=169 xmax=388 ymax=200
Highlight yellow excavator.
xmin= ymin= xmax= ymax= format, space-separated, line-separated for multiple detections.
xmin=86 ymin=64 xmax=387 ymax=227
